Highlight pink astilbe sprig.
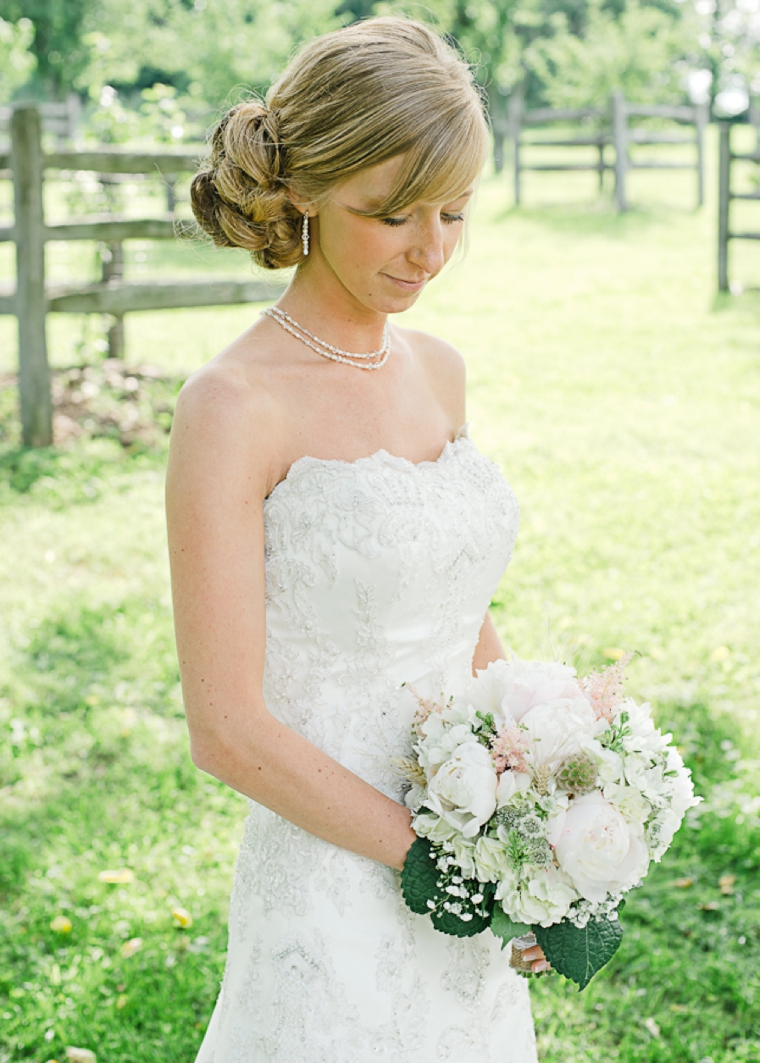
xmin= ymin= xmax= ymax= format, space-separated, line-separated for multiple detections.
xmin=403 ymin=683 xmax=445 ymax=735
xmin=491 ymin=726 xmax=530 ymax=775
xmin=579 ymin=652 xmax=636 ymax=722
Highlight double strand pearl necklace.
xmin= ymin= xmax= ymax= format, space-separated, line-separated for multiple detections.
xmin=261 ymin=305 xmax=391 ymax=370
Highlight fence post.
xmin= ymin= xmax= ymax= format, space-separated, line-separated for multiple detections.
xmin=612 ymin=91 xmax=629 ymax=212
xmin=695 ymin=103 xmax=707 ymax=208
xmin=101 ymin=242 xmax=125 ymax=359
xmin=717 ymin=122 xmax=731 ymax=292
xmin=11 ymin=104 xmax=52 ymax=447
xmin=509 ymin=89 xmax=523 ymax=206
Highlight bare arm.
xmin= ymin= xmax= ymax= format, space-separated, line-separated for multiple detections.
xmin=165 ymin=368 xmax=416 ymax=871
xmin=472 ymin=610 xmax=508 ymax=675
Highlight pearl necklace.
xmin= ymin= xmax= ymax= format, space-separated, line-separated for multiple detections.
xmin=261 ymin=306 xmax=391 ymax=370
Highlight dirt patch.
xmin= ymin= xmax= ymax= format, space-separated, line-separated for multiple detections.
xmin=0 ymin=361 xmax=184 ymax=448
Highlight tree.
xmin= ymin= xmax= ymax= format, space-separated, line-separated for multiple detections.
xmin=0 ymin=16 xmax=36 ymax=103
xmin=0 ymin=0 xmax=89 ymax=98
xmin=526 ymin=0 xmax=696 ymax=108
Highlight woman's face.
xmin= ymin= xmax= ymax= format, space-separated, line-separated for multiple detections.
xmin=305 ymin=155 xmax=473 ymax=317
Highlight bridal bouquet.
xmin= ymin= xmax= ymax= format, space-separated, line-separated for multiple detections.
xmin=399 ymin=653 xmax=700 ymax=989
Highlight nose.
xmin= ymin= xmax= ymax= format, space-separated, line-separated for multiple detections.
xmin=407 ymin=216 xmax=446 ymax=276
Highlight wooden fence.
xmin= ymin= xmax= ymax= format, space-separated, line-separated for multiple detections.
xmin=0 ymin=93 xmax=81 ymax=148
xmin=717 ymin=117 xmax=760 ymax=292
xmin=1 ymin=103 xmax=284 ymax=446
xmin=506 ymin=91 xmax=707 ymax=211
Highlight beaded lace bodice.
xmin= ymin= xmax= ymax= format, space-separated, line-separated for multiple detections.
xmin=194 ymin=424 xmax=537 ymax=1063
xmin=260 ymin=423 xmax=520 ymax=797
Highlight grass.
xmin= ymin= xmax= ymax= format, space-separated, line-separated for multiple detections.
xmin=1 ymin=135 xmax=760 ymax=1062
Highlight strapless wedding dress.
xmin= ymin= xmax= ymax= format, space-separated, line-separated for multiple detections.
xmin=195 ymin=423 xmax=538 ymax=1063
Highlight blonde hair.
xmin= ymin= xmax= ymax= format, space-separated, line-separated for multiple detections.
xmin=191 ymin=17 xmax=489 ymax=270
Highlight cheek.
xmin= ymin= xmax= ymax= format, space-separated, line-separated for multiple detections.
xmin=321 ymin=219 xmax=397 ymax=272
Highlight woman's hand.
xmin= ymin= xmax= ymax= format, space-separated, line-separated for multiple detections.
xmin=522 ymin=942 xmax=552 ymax=974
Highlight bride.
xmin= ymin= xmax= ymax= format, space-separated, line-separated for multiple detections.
xmin=166 ymin=16 xmax=549 ymax=1061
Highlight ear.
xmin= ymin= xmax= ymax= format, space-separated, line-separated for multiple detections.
xmin=286 ymin=190 xmax=315 ymax=218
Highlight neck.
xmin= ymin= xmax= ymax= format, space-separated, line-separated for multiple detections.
xmin=278 ymin=259 xmax=389 ymax=351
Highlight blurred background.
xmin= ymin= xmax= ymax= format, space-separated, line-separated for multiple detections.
xmin=0 ymin=2 xmax=759 ymax=1062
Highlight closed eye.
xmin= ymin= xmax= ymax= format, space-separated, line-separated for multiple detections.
xmin=381 ymin=212 xmax=466 ymax=228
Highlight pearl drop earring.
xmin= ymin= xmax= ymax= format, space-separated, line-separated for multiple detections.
xmin=302 ymin=213 xmax=309 ymax=257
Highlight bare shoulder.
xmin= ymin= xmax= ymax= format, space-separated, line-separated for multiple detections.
xmin=395 ymin=326 xmax=466 ymax=426
xmin=168 ymin=352 xmax=283 ymax=501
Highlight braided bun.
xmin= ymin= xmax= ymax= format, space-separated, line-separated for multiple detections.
xmin=191 ymin=101 xmax=303 ymax=270
xmin=191 ymin=18 xmax=489 ymax=271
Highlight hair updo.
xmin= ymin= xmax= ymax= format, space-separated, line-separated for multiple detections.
xmin=190 ymin=16 xmax=490 ymax=270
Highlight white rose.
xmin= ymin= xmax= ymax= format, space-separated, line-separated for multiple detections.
xmin=424 ymin=741 xmax=498 ymax=838
xmin=474 ymin=836 xmax=512 ymax=882
xmin=521 ymin=697 xmax=597 ymax=771
xmin=554 ymin=791 xmax=650 ymax=901
xmin=468 ymin=656 xmax=587 ymax=726
xmin=496 ymin=865 xmax=577 ymax=927
xmin=496 ymin=770 xmax=532 ymax=807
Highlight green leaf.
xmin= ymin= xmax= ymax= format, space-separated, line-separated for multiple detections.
xmin=400 ymin=837 xmax=440 ymax=915
xmin=490 ymin=905 xmax=531 ymax=949
xmin=400 ymin=838 xmax=493 ymax=937
xmin=534 ymin=915 xmax=624 ymax=990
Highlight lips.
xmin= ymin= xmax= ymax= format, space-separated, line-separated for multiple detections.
xmin=383 ymin=273 xmax=428 ymax=292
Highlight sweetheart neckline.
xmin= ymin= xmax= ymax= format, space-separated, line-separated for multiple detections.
xmin=263 ymin=422 xmax=471 ymax=506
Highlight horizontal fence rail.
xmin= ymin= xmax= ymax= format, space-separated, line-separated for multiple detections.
xmin=507 ymin=91 xmax=707 ymax=210
xmin=3 ymin=103 xmax=285 ymax=446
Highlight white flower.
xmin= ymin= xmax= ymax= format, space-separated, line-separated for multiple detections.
xmin=521 ymin=697 xmax=597 ymax=772
xmin=450 ymin=834 xmax=478 ymax=878
xmin=601 ymin=782 xmax=651 ymax=823
xmin=468 ymin=655 xmax=587 ymax=726
xmin=424 ymin=741 xmax=498 ymax=838
xmin=496 ymin=865 xmax=578 ymax=927
xmin=474 ymin=836 xmax=512 ymax=882
xmin=496 ymin=770 xmax=532 ymax=807
xmin=651 ymin=748 xmax=700 ymax=852
xmin=412 ymin=813 xmax=458 ymax=844
xmin=582 ymin=739 xmax=624 ymax=785
xmin=619 ymin=700 xmax=669 ymax=755
xmin=554 ymin=791 xmax=650 ymax=902
xmin=417 ymin=721 xmax=475 ymax=777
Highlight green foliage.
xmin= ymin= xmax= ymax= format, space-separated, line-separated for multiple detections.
xmin=490 ymin=905 xmax=530 ymax=947
xmin=0 ymin=16 xmax=35 ymax=103
xmin=526 ymin=0 xmax=694 ymax=108
xmin=73 ymin=0 xmax=343 ymax=107
xmin=401 ymin=837 xmax=493 ymax=936
xmin=0 ymin=0 xmax=89 ymax=97
xmin=534 ymin=915 xmax=625 ymax=990
xmin=400 ymin=837 xmax=441 ymax=915
xmin=80 ymin=82 xmax=200 ymax=146
xmin=1 ymin=166 xmax=759 ymax=1059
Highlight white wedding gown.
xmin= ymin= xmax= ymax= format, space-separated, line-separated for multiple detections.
xmin=195 ymin=423 xmax=538 ymax=1063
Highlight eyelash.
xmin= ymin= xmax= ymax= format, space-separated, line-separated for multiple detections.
xmin=381 ymin=213 xmax=465 ymax=228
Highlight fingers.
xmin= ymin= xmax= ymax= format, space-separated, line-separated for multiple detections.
xmin=520 ymin=945 xmax=552 ymax=974
xmin=521 ymin=945 xmax=544 ymax=962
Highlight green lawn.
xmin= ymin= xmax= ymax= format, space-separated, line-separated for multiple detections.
xmin=1 ymin=139 xmax=759 ymax=1062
